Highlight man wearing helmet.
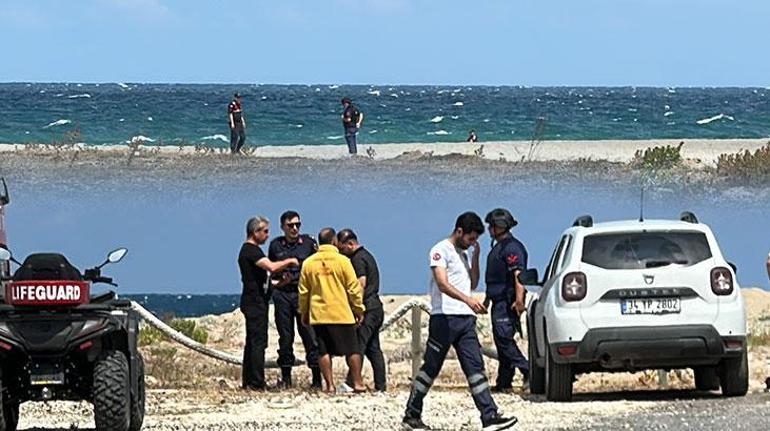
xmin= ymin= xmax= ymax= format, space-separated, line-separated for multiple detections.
xmin=484 ymin=208 xmax=530 ymax=392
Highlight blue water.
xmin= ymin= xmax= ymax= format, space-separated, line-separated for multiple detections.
xmin=1 ymin=84 xmax=769 ymax=146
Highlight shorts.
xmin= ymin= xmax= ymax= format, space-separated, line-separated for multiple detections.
xmin=313 ymin=324 xmax=359 ymax=356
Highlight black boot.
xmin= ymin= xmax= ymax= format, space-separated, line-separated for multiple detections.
xmin=311 ymin=367 xmax=322 ymax=389
xmin=280 ymin=367 xmax=292 ymax=389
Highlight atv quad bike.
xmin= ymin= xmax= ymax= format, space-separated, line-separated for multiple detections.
xmin=0 ymin=244 xmax=145 ymax=431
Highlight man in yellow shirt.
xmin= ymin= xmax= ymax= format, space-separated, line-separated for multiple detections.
xmin=299 ymin=227 xmax=366 ymax=393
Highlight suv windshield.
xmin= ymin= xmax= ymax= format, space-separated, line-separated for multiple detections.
xmin=582 ymin=231 xmax=712 ymax=270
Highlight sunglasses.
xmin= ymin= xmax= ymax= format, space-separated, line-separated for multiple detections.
xmin=286 ymin=222 xmax=302 ymax=229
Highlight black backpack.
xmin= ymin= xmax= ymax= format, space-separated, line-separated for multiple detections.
xmin=13 ymin=253 xmax=83 ymax=281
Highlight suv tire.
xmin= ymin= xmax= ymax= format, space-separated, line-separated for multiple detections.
xmin=693 ymin=367 xmax=720 ymax=391
xmin=545 ymin=334 xmax=573 ymax=401
xmin=0 ymin=379 xmax=19 ymax=431
xmin=129 ymin=353 xmax=146 ymax=431
xmin=527 ymin=316 xmax=545 ymax=395
xmin=719 ymin=348 xmax=749 ymax=397
xmin=93 ymin=350 xmax=131 ymax=431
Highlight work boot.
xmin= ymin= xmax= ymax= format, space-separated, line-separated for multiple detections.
xmin=311 ymin=367 xmax=322 ymax=389
xmin=280 ymin=367 xmax=292 ymax=389
xmin=482 ymin=413 xmax=518 ymax=431
xmin=401 ymin=414 xmax=431 ymax=430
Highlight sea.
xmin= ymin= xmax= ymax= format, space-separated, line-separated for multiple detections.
xmin=1 ymin=83 xmax=769 ymax=146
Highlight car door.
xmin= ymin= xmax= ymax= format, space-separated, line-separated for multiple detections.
xmin=534 ymin=234 xmax=570 ymax=356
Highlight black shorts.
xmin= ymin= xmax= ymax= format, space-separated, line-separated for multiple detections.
xmin=313 ymin=324 xmax=359 ymax=356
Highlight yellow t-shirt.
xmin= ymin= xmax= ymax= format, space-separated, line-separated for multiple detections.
xmin=299 ymin=244 xmax=365 ymax=324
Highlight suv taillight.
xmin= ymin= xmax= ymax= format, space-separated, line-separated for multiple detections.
xmin=711 ymin=267 xmax=733 ymax=295
xmin=562 ymin=272 xmax=587 ymax=301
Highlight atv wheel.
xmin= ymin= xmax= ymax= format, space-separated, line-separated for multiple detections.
xmin=129 ymin=354 xmax=146 ymax=431
xmin=719 ymin=348 xmax=749 ymax=397
xmin=545 ymin=337 xmax=573 ymax=402
xmin=527 ymin=317 xmax=545 ymax=395
xmin=0 ymin=379 xmax=19 ymax=431
xmin=694 ymin=366 xmax=720 ymax=391
xmin=93 ymin=350 xmax=131 ymax=431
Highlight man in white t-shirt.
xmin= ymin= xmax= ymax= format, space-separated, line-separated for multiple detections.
xmin=402 ymin=212 xmax=518 ymax=431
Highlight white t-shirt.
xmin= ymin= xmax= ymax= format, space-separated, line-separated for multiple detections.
xmin=429 ymin=239 xmax=474 ymax=315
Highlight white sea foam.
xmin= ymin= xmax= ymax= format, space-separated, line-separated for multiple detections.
xmin=696 ymin=113 xmax=735 ymax=125
xmin=67 ymin=93 xmax=91 ymax=99
xmin=294 ymin=124 xmax=303 ymax=128
xmin=430 ymin=116 xmax=444 ymax=123
xmin=664 ymin=111 xmax=675 ymax=117
xmin=628 ymin=108 xmax=638 ymax=112
xmin=452 ymin=101 xmax=464 ymax=106
xmin=328 ymin=85 xmax=339 ymax=89
xmin=117 ymin=83 xmax=130 ymax=89
xmin=367 ymin=89 xmax=381 ymax=96
xmin=451 ymin=116 xmax=460 ymax=120
xmin=127 ymin=135 xmax=155 ymax=143
xmin=147 ymin=117 xmax=154 ymax=122
xmin=326 ymin=135 xmax=343 ymax=140
xmin=389 ymin=93 xmax=399 ymax=98
xmin=201 ymin=134 xmax=229 ymax=142
xmin=483 ymin=119 xmax=490 ymax=123
xmin=315 ymin=88 xmax=321 ymax=92
xmin=427 ymin=130 xmax=450 ymax=136
xmin=42 ymin=119 xmax=71 ymax=129
xmin=369 ymin=130 xmax=378 ymax=134
xmin=119 ymin=118 xmax=125 ymax=122
xmin=261 ymin=96 xmax=268 ymax=100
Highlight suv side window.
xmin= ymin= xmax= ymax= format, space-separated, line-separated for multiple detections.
xmin=557 ymin=235 xmax=573 ymax=272
xmin=546 ymin=235 xmax=569 ymax=282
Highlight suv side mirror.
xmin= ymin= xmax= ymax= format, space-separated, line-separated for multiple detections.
xmin=107 ymin=248 xmax=128 ymax=264
xmin=518 ymin=268 xmax=541 ymax=286
xmin=0 ymin=248 xmax=10 ymax=262
xmin=728 ymin=262 xmax=737 ymax=274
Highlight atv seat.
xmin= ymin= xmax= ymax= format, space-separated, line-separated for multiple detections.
xmin=13 ymin=253 xmax=83 ymax=281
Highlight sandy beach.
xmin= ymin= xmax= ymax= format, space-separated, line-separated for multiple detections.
xmin=1 ymin=138 xmax=767 ymax=166
xmin=12 ymin=289 xmax=770 ymax=430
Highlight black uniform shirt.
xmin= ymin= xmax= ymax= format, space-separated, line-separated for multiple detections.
xmin=342 ymin=104 xmax=360 ymax=130
xmin=238 ymin=242 xmax=267 ymax=306
xmin=350 ymin=246 xmax=383 ymax=311
xmin=268 ymin=234 xmax=317 ymax=289
xmin=485 ymin=234 xmax=528 ymax=302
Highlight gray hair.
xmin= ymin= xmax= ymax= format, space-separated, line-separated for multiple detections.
xmin=246 ymin=215 xmax=269 ymax=237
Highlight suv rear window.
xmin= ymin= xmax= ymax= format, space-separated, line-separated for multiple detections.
xmin=582 ymin=231 xmax=712 ymax=270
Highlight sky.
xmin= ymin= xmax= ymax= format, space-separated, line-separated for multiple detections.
xmin=1 ymin=0 xmax=768 ymax=86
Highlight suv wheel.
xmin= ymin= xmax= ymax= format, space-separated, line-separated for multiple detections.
xmin=719 ymin=348 xmax=749 ymax=397
xmin=93 ymin=350 xmax=131 ymax=431
xmin=545 ymin=335 xmax=573 ymax=401
xmin=527 ymin=316 xmax=545 ymax=395
xmin=0 ymin=379 xmax=19 ymax=431
xmin=693 ymin=367 xmax=720 ymax=391
xmin=129 ymin=353 xmax=146 ymax=431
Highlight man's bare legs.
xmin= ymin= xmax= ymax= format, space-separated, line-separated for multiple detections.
xmin=346 ymin=353 xmax=366 ymax=391
xmin=318 ymin=354 xmax=335 ymax=393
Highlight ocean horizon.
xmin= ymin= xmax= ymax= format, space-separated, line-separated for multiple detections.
xmin=1 ymin=84 xmax=768 ymax=148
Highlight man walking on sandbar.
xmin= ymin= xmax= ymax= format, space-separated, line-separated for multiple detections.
xmin=229 ymin=92 xmax=246 ymax=154
xmin=341 ymin=97 xmax=363 ymax=155
xmin=299 ymin=227 xmax=367 ymax=393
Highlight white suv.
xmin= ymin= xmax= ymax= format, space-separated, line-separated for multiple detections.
xmin=524 ymin=213 xmax=748 ymax=401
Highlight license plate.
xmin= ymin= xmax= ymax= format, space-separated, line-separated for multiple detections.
xmin=621 ymin=297 xmax=681 ymax=315
xmin=30 ymin=372 xmax=65 ymax=386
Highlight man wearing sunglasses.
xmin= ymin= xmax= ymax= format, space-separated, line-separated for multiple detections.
xmin=268 ymin=210 xmax=322 ymax=389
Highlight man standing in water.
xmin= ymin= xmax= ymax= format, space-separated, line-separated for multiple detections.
xmin=238 ymin=216 xmax=298 ymax=390
xmin=341 ymin=97 xmax=363 ymax=155
xmin=268 ymin=211 xmax=322 ymax=389
xmin=402 ymin=212 xmax=518 ymax=431
xmin=229 ymin=92 xmax=246 ymax=154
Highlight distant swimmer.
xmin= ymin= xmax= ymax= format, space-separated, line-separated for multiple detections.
xmin=341 ymin=97 xmax=364 ymax=155
xmin=228 ymin=92 xmax=246 ymax=154
xmin=467 ymin=130 xmax=478 ymax=143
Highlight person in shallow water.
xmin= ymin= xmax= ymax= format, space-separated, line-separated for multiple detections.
xmin=341 ymin=97 xmax=363 ymax=155
xmin=268 ymin=210 xmax=322 ymax=389
xmin=228 ymin=92 xmax=246 ymax=154
xmin=237 ymin=216 xmax=298 ymax=390
xmin=402 ymin=212 xmax=518 ymax=431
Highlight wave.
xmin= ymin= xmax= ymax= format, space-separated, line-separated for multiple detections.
xmin=42 ymin=119 xmax=72 ymax=129
xmin=452 ymin=102 xmax=464 ymax=106
xmin=451 ymin=116 xmax=460 ymax=120
xmin=127 ymin=135 xmax=155 ymax=143
xmin=201 ymin=134 xmax=229 ymax=142
xmin=67 ymin=93 xmax=91 ymax=99
xmin=664 ymin=111 xmax=675 ymax=117
xmin=328 ymin=85 xmax=339 ymax=89
xmin=147 ymin=117 xmax=154 ymax=121
xmin=367 ymin=90 xmax=381 ymax=96
xmin=696 ymin=113 xmax=735 ymax=125
xmin=427 ymin=130 xmax=450 ymax=136
xmin=117 ymin=83 xmax=130 ymax=89
xmin=326 ymin=135 xmax=343 ymax=140
xmin=430 ymin=116 xmax=444 ymax=123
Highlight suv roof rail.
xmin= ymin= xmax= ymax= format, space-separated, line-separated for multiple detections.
xmin=572 ymin=215 xmax=593 ymax=228
xmin=680 ymin=211 xmax=699 ymax=224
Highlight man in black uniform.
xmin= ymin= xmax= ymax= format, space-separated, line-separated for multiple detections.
xmin=238 ymin=215 xmax=298 ymax=390
xmin=341 ymin=97 xmax=363 ymax=155
xmin=337 ymin=228 xmax=387 ymax=392
xmin=228 ymin=92 xmax=246 ymax=154
xmin=484 ymin=208 xmax=529 ymax=392
xmin=268 ymin=210 xmax=322 ymax=388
